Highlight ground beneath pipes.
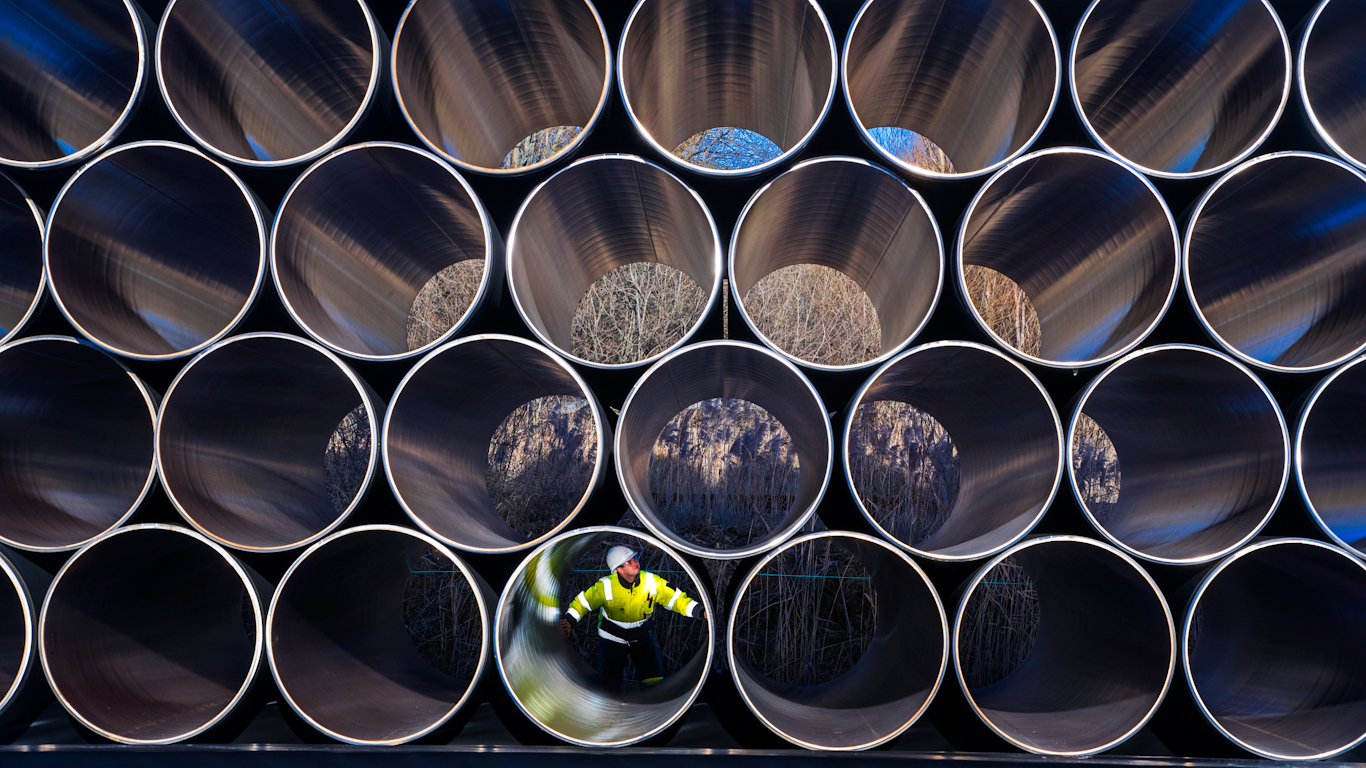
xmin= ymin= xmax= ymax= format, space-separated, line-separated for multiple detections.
xmin=571 ymin=262 xmax=708 ymax=364
xmin=745 ymin=264 xmax=882 ymax=367
xmin=848 ymin=402 xmax=960 ymax=547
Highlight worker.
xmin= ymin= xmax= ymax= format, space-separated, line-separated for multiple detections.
xmin=559 ymin=544 xmax=707 ymax=684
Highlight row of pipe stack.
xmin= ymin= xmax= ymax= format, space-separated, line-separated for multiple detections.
xmin=3 ymin=0 xmax=1366 ymax=761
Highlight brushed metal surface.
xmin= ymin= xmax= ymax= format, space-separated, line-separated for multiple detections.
xmin=1296 ymin=354 xmax=1366 ymax=558
xmin=0 ymin=171 xmax=45 ymax=345
xmin=1300 ymin=0 xmax=1366 ymax=172
xmin=0 ymin=545 xmax=49 ymax=726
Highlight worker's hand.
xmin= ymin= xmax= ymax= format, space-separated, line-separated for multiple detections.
xmin=699 ymin=608 xmax=707 ymax=621
xmin=559 ymin=618 xmax=573 ymax=638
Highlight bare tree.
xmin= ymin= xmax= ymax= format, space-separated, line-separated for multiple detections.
xmin=486 ymin=395 xmax=600 ymax=538
xmin=867 ymin=127 xmax=955 ymax=174
xmin=1072 ymin=413 xmax=1121 ymax=525
xmin=964 ymin=265 xmax=1042 ymax=356
xmin=406 ymin=260 xmax=485 ymax=351
xmin=745 ymin=264 xmax=882 ymax=367
xmin=502 ymin=125 xmax=584 ymax=170
xmin=847 ymin=401 xmax=959 ymax=546
xmin=323 ymin=404 xmax=370 ymax=513
xmin=674 ymin=127 xmax=781 ymax=170
xmin=570 ymin=262 xmax=708 ymax=364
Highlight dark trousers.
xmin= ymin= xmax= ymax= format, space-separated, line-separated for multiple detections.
xmin=600 ymin=633 xmax=663 ymax=682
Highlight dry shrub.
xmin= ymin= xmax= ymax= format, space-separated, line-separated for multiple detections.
xmin=487 ymin=395 xmax=599 ymax=539
xmin=403 ymin=550 xmax=485 ymax=680
xmin=847 ymin=401 xmax=960 ymax=546
xmin=502 ymin=125 xmax=584 ymax=170
xmin=745 ymin=264 xmax=882 ymax=366
xmin=649 ymin=398 xmax=801 ymax=552
xmin=867 ymin=127 xmax=955 ymax=173
xmin=959 ymin=557 xmax=1040 ymax=689
xmin=560 ymin=539 xmax=708 ymax=682
xmin=733 ymin=538 xmax=876 ymax=686
xmin=323 ymin=404 xmax=370 ymax=514
xmin=406 ymin=259 xmax=485 ymax=351
xmin=674 ymin=127 xmax=781 ymax=170
xmin=964 ymin=265 xmax=1042 ymax=356
xmin=1072 ymin=413 xmax=1121 ymax=526
xmin=570 ymin=262 xmax=708 ymax=364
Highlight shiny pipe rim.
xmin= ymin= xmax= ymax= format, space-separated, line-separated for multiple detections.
xmin=0 ymin=547 xmax=37 ymax=720
xmin=0 ymin=171 xmax=47 ymax=346
xmin=1295 ymin=354 xmax=1366 ymax=558
xmin=1298 ymin=0 xmax=1366 ymax=174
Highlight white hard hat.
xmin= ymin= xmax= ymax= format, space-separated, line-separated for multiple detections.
xmin=606 ymin=545 xmax=638 ymax=571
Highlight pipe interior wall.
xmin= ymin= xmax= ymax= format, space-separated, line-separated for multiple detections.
xmin=958 ymin=148 xmax=1178 ymax=367
xmin=1296 ymin=356 xmax=1366 ymax=556
xmin=1071 ymin=346 xmax=1287 ymax=564
xmin=730 ymin=157 xmax=942 ymax=370
xmin=1186 ymin=152 xmax=1366 ymax=372
xmin=393 ymin=0 xmax=610 ymax=174
xmin=496 ymin=526 xmax=712 ymax=746
xmin=273 ymin=143 xmax=498 ymax=360
xmin=0 ymin=0 xmax=144 ymax=168
xmin=156 ymin=0 xmax=381 ymax=166
xmin=1071 ymin=0 xmax=1289 ymax=178
xmin=847 ymin=342 xmax=1061 ymax=561
xmin=40 ymin=525 xmax=263 ymax=744
xmin=270 ymin=525 xmax=490 ymax=745
xmin=843 ymin=0 xmax=1059 ymax=178
xmin=0 ymin=337 xmax=155 ymax=552
xmin=1300 ymin=0 xmax=1366 ymax=171
xmin=728 ymin=532 xmax=946 ymax=750
xmin=45 ymin=142 xmax=265 ymax=360
xmin=385 ymin=334 xmax=607 ymax=554
xmin=0 ymin=172 xmax=45 ymax=344
xmin=0 ymin=545 xmax=42 ymax=724
xmin=955 ymin=536 xmax=1173 ymax=755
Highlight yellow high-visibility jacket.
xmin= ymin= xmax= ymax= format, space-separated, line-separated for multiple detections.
xmin=565 ymin=571 xmax=699 ymax=644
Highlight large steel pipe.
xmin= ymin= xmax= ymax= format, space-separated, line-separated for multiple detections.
xmin=843 ymin=0 xmax=1059 ymax=179
xmin=1295 ymin=355 xmax=1366 ymax=557
xmin=0 ymin=171 xmax=45 ymax=344
xmin=957 ymin=148 xmax=1179 ymax=367
xmin=1186 ymin=152 xmax=1366 ymax=372
xmin=1300 ymin=0 xmax=1366 ymax=172
xmin=270 ymin=525 xmax=492 ymax=745
xmin=393 ymin=0 xmax=610 ymax=175
xmin=0 ymin=545 xmax=51 ymax=727
xmin=938 ymin=536 xmax=1174 ymax=755
xmin=508 ymin=155 xmax=721 ymax=369
xmin=156 ymin=0 xmax=383 ymax=167
xmin=619 ymin=0 xmax=836 ymax=176
xmin=45 ymin=141 xmax=267 ymax=360
xmin=40 ymin=524 xmax=267 ymax=744
xmin=0 ymin=336 xmax=156 ymax=552
xmin=1156 ymin=539 xmax=1366 ymax=759
xmin=496 ymin=525 xmax=713 ymax=746
xmin=616 ymin=341 xmax=831 ymax=559
xmin=0 ymin=0 xmax=146 ymax=168
xmin=727 ymin=531 xmax=947 ymax=750
xmin=1069 ymin=345 xmax=1288 ymax=564
xmin=385 ymin=334 xmax=609 ymax=554
xmin=273 ymin=142 xmax=501 ymax=360
xmin=844 ymin=341 xmax=1062 ymax=561
xmin=158 ymin=333 xmax=381 ymax=552
xmin=1071 ymin=0 xmax=1290 ymax=179
xmin=730 ymin=157 xmax=942 ymax=371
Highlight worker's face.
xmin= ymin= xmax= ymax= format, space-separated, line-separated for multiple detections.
xmin=616 ymin=557 xmax=640 ymax=580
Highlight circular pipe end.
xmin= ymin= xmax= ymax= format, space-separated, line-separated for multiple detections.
xmin=0 ymin=547 xmax=39 ymax=722
xmin=0 ymin=173 xmax=46 ymax=346
xmin=1300 ymin=0 xmax=1366 ymax=173
xmin=1296 ymin=355 xmax=1366 ymax=557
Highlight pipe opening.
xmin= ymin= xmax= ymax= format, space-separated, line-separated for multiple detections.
xmin=956 ymin=537 xmax=1173 ymax=755
xmin=617 ymin=342 xmax=830 ymax=559
xmin=271 ymin=527 xmax=487 ymax=744
xmin=1186 ymin=540 xmax=1366 ymax=759
xmin=1187 ymin=153 xmax=1366 ymax=371
xmin=1072 ymin=346 xmax=1286 ymax=563
xmin=1302 ymin=0 xmax=1366 ymax=170
xmin=730 ymin=532 xmax=945 ymax=750
xmin=1297 ymin=358 xmax=1366 ymax=555
xmin=1072 ymin=0 xmax=1288 ymax=177
xmin=509 ymin=156 xmax=719 ymax=368
xmin=497 ymin=526 xmax=712 ymax=746
xmin=960 ymin=149 xmax=1178 ymax=366
xmin=0 ymin=551 xmax=33 ymax=718
xmin=394 ymin=0 xmax=608 ymax=174
xmin=0 ymin=338 xmax=154 ymax=551
xmin=0 ymin=0 xmax=143 ymax=167
xmin=274 ymin=143 xmax=495 ymax=360
xmin=846 ymin=343 xmax=1060 ymax=560
xmin=732 ymin=158 xmax=941 ymax=369
xmin=844 ymin=0 xmax=1058 ymax=177
xmin=41 ymin=526 xmax=261 ymax=743
xmin=46 ymin=142 xmax=264 ymax=359
xmin=0 ymin=174 xmax=44 ymax=341
xmin=157 ymin=0 xmax=379 ymax=166
xmin=158 ymin=335 xmax=376 ymax=552
xmin=386 ymin=335 xmax=605 ymax=554
xmin=620 ymin=0 xmax=835 ymax=175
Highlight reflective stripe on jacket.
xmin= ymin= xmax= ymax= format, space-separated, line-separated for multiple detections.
xmin=565 ymin=571 xmax=698 ymax=643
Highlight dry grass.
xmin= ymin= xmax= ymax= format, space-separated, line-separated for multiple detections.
xmin=324 ymin=404 xmax=370 ymax=513
xmin=406 ymin=260 xmax=485 ymax=351
xmin=868 ymin=127 xmax=955 ymax=174
xmin=733 ymin=537 xmax=876 ymax=686
xmin=959 ymin=557 xmax=1040 ymax=689
xmin=745 ymin=264 xmax=882 ymax=366
xmin=486 ymin=395 xmax=599 ymax=539
xmin=847 ymin=401 xmax=960 ymax=547
xmin=502 ymin=126 xmax=583 ymax=170
xmin=1072 ymin=413 xmax=1121 ymax=526
xmin=403 ymin=549 xmax=485 ymax=681
xmin=964 ymin=265 xmax=1042 ymax=356
xmin=674 ymin=127 xmax=781 ymax=171
xmin=571 ymin=262 xmax=709 ymax=364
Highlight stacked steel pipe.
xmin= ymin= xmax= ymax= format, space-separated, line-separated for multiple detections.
xmin=0 ymin=0 xmax=1364 ymax=759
